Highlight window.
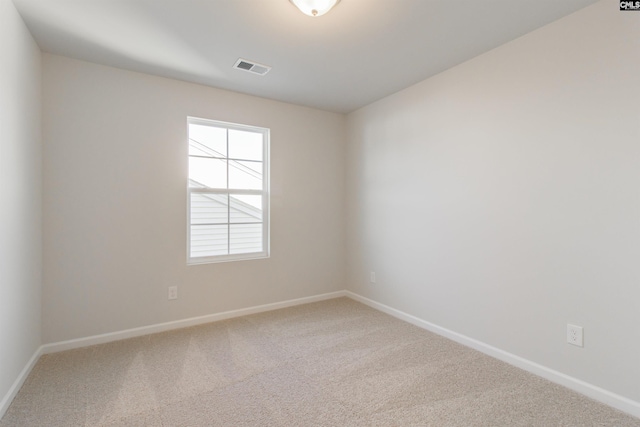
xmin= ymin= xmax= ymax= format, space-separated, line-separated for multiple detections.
xmin=187 ymin=117 xmax=269 ymax=264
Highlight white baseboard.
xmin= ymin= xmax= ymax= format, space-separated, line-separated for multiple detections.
xmin=345 ymin=291 xmax=640 ymax=419
xmin=0 ymin=345 xmax=43 ymax=420
xmin=42 ymin=290 xmax=347 ymax=354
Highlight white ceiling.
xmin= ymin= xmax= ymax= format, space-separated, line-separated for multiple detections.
xmin=13 ymin=0 xmax=599 ymax=113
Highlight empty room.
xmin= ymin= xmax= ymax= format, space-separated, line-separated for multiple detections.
xmin=1 ymin=0 xmax=639 ymax=425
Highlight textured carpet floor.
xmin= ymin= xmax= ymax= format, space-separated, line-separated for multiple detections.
xmin=1 ymin=297 xmax=638 ymax=426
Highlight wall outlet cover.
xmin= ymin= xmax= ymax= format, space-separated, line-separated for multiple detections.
xmin=567 ymin=324 xmax=583 ymax=347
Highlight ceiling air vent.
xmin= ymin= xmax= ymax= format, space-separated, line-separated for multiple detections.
xmin=233 ymin=58 xmax=271 ymax=76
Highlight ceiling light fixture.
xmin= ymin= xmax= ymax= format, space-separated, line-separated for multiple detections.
xmin=289 ymin=0 xmax=340 ymax=17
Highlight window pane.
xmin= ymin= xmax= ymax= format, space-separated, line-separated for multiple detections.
xmin=189 ymin=124 xmax=226 ymax=157
xmin=189 ymin=156 xmax=226 ymax=189
xmin=228 ymin=160 xmax=262 ymax=190
xmin=229 ymin=129 xmax=262 ymax=161
xmin=187 ymin=117 xmax=269 ymax=264
xmin=190 ymin=193 xmax=228 ymax=225
xmin=191 ymin=225 xmax=228 ymax=257
xmin=230 ymin=195 xmax=262 ymax=223
xmin=230 ymin=223 xmax=263 ymax=254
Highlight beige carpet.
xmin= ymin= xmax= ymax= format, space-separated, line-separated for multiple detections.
xmin=1 ymin=298 xmax=638 ymax=426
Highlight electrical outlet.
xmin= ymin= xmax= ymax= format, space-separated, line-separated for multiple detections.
xmin=567 ymin=324 xmax=583 ymax=347
xmin=168 ymin=286 xmax=178 ymax=300
xmin=370 ymin=272 xmax=376 ymax=283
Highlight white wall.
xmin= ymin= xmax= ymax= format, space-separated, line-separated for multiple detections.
xmin=0 ymin=0 xmax=42 ymax=410
xmin=42 ymin=55 xmax=346 ymax=343
xmin=346 ymin=0 xmax=640 ymax=404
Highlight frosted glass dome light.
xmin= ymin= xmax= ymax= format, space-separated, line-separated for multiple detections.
xmin=289 ymin=0 xmax=340 ymax=17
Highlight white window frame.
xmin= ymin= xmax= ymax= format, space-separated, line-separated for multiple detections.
xmin=187 ymin=117 xmax=270 ymax=264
